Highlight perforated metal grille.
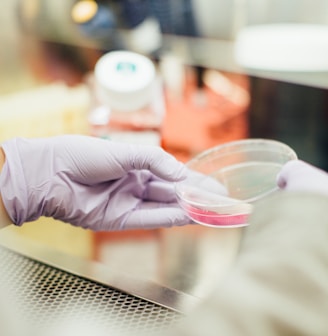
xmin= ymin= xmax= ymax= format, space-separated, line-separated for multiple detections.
xmin=0 ymin=246 xmax=182 ymax=335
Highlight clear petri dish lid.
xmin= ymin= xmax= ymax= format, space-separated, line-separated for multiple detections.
xmin=176 ymin=138 xmax=297 ymax=228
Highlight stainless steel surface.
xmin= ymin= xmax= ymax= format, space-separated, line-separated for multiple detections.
xmin=0 ymin=226 xmax=242 ymax=334
xmin=0 ymin=232 xmax=200 ymax=314
xmin=0 ymin=243 xmax=182 ymax=335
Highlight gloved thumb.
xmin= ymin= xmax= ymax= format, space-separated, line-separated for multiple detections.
xmin=277 ymin=159 xmax=328 ymax=195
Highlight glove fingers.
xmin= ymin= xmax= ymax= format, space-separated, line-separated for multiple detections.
xmin=123 ymin=205 xmax=192 ymax=229
xmin=277 ymin=159 xmax=328 ymax=194
xmin=277 ymin=159 xmax=317 ymax=189
xmin=59 ymin=135 xmax=187 ymax=184
xmin=143 ymin=180 xmax=177 ymax=203
xmin=276 ymin=160 xmax=299 ymax=189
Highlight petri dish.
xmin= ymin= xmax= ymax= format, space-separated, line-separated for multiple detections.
xmin=175 ymin=139 xmax=297 ymax=228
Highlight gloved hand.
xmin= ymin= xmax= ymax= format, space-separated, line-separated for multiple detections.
xmin=0 ymin=135 xmax=191 ymax=231
xmin=277 ymin=159 xmax=328 ymax=197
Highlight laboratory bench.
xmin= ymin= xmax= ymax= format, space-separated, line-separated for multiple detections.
xmin=0 ymin=222 xmax=242 ymax=334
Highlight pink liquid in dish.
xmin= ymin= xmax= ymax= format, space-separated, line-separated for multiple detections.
xmin=186 ymin=205 xmax=249 ymax=227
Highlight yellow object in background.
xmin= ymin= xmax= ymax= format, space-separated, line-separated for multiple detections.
xmin=0 ymin=82 xmax=94 ymax=258
xmin=0 ymin=82 xmax=90 ymax=142
xmin=3 ymin=218 xmax=93 ymax=259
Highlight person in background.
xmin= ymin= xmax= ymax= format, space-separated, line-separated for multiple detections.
xmin=1 ymin=135 xmax=328 ymax=335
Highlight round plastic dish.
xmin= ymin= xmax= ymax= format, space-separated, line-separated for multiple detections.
xmin=175 ymin=139 xmax=297 ymax=228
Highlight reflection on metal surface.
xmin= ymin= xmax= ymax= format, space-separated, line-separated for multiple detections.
xmin=0 ymin=244 xmax=184 ymax=335
xmin=0 ymin=232 xmax=200 ymax=314
xmin=0 ymin=223 xmax=243 ymax=304
xmin=92 ymin=225 xmax=243 ymax=300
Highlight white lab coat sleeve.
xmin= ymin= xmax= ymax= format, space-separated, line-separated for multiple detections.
xmin=171 ymin=192 xmax=328 ymax=336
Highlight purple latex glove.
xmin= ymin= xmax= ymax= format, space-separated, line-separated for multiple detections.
xmin=277 ymin=159 xmax=328 ymax=196
xmin=0 ymin=135 xmax=190 ymax=231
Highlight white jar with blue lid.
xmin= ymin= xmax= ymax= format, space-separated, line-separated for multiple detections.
xmin=90 ymin=50 xmax=165 ymax=145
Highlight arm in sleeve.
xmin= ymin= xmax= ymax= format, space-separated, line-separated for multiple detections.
xmin=172 ymin=193 xmax=328 ymax=336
